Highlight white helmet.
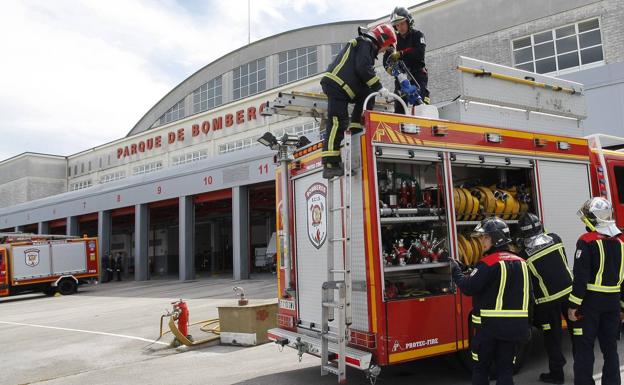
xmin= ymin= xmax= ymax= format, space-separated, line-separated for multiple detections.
xmin=577 ymin=197 xmax=621 ymax=237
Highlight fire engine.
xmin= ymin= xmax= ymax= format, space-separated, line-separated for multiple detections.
xmin=262 ymin=56 xmax=624 ymax=383
xmin=0 ymin=233 xmax=99 ymax=298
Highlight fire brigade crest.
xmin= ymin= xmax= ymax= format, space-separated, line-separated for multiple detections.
xmin=24 ymin=248 xmax=40 ymax=267
xmin=305 ymin=182 xmax=327 ymax=249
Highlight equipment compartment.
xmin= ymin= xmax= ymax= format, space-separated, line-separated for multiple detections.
xmin=376 ymin=157 xmax=452 ymax=300
xmin=450 ymin=154 xmax=537 ymax=266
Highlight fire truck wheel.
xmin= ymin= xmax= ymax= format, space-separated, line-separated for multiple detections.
xmin=58 ymin=279 xmax=77 ymax=295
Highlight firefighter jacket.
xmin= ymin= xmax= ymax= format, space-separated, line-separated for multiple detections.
xmin=568 ymin=231 xmax=624 ymax=310
xmin=452 ymin=248 xmax=533 ymax=341
xmin=519 ymin=233 xmax=573 ymax=305
xmin=383 ymin=28 xmax=426 ymax=74
xmin=321 ymin=36 xmax=382 ymax=101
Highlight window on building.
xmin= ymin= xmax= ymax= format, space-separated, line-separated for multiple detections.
xmin=172 ymin=149 xmax=208 ymax=166
xmin=218 ymin=136 xmax=260 ymax=155
xmin=193 ymin=76 xmax=222 ymax=114
xmin=88 ymin=161 xmax=92 ymax=172
xmin=272 ymin=121 xmax=320 ymax=138
xmin=70 ymin=180 xmax=92 ymax=191
xmin=68 ymin=167 xmax=71 ymax=177
xmin=100 ymin=171 xmax=126 ymax=184
xmin=278 ymin=47 xmax=318 ymax=85
xmin=233 ymin=58 xmax=266 ymax=100
xmin=99 ymin=158 xmax=102 ymax=169
xmin=74 ymin=165 xmax=78 ymax=175
xmin=133 ymin=161 xmax=163 ymax=175
xmin=81 ymin=163 xmax=84 ymax=174
xmin=330 ymin=43 xmax=345 ymax=61
xmin=512 ymin=18 xmax=603 ymax=75
xmin=159 ymin=99 xmax=185 ymax=126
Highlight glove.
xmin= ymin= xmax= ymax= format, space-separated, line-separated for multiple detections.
xmin=450 ymin=258 xmax=461 ymax=275
xmin=388 ymin=50 xmax=402 ymax=63
xmin=378 ymin=87 xmax=391 ymax=99
xmin=385 ymin=66 xmax=393 ymax=76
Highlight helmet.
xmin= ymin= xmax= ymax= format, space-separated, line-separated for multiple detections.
xmin=390 ymin=6 xmax=414 ymax=28
xmin=369 ymin=24 xmax=397 ymax=51
xmin=577 ymin=197 xmax=621 ymax=236
xmin=518 ymin=212 xmax=543 ymax=238
xmin=471 ymin=216 xmax=512 ymax=249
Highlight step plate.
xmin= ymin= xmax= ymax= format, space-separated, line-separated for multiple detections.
xmin=267 ymin=328 xmax=372 ymax=370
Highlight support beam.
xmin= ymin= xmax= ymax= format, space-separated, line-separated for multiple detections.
xmin=232 ymin=186 xmax=250 ymax=280
xmin=14 ymin=225 xmax=24 ymax=233
xmin=98 ymin=211 xmax=111 ymax=282
xmin=179 ymin=196 xmax=195 ymax=281
xmin=135 ymin=204 xmax=149 ymax=281
xmin=38 ymin=222 xmax=49 ymax=235
xmin=67 ymin=216 xmax=79 ymax=236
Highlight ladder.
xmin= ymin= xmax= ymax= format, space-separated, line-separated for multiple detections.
xmin=321 ymin=130 xmax=354 ymax=383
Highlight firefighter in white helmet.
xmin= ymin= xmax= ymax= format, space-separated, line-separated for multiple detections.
xmin=568 ymin=197 xmax=624 ymax=385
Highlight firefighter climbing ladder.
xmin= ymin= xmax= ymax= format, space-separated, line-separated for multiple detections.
xmin=321 ymin=129 xmax=354 ymax=383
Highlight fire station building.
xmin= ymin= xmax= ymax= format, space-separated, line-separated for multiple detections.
xmin=1 ymin=0 xmax=623 ymax=281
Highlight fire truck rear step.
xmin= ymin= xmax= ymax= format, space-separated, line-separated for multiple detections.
xmin=267 ymin=328 xmax=373 ymax=371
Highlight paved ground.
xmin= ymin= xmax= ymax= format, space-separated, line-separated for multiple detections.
xmin=1 ymin=275 xmax=621 ymax=385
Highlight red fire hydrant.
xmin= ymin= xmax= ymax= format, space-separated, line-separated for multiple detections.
xmin=173 ymin=300 xmax=189 ymax=337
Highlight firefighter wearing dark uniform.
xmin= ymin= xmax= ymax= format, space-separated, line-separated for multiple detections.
xmin=383 ymin=6 xmax=430 ymax=112
xmin=320 ymin=24 xmax=396 ymax=179
xmin=451 ymin=217 xmax=532 ymax=385
xmin=518 ymin=213 xmax=573 ymax=384
xmin=568 ymin=197 xmax=624 ymax=385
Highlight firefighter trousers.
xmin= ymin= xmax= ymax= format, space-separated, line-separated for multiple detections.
xmin=321 ymin=82 xmax=374 ymax=166
xmin=572 ymin=294 xmax=621 ymax=385
xmin=535 ymin=301 xmax=571 ymax=377
xmin=472 ymin=332 xmax=516 ymax=385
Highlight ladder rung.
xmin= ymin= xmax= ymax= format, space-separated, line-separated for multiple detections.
xmin=330 ymin=238 xmax=348 ymax=242
xmin=322 ymin=302 xmax=343 ymax=309
xmin=330 ymin=269 xmax=348 ymax=274
xmin=322 ymin=364 xmax=342 ymax=376
xmin=321 ymin=333 xmax=340 ymax=343
xmin=330 ymin=207 xmax=345 ymax=212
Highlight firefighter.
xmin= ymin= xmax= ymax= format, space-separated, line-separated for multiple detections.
xmin=114 ymin=252 xmax=123 ymax=281
xmin=320 ymin=24 xmax=396 ymax=179
xmin=517 ymin=213 xmax=573 ymax=384
xmin=451 ymin=217 xmax=532 ymax=385
xmin=568 ymin=197 xmax=624 ymax=385
xmin=383 ymin=6 xmax=430 ymax=113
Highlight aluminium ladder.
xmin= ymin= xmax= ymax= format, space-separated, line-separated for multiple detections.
xmin=321 ymin=129 xmax=354 ymax=383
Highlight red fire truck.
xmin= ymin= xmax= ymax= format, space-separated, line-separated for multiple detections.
xmin=263 ymin=57 xmax=624 ymax=383
xmin=0 ymin=233 xmax=99 ymax=297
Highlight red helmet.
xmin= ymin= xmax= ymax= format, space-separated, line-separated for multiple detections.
xmin=370 ymin=24 xmax=397 ymax=50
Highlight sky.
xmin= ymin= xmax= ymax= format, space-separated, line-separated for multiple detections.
xmin=0 ymin=0 xmax=421 ymax=161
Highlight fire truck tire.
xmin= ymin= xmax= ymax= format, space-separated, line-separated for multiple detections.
xmin=58 ymin=278 xmax=77 ymax=295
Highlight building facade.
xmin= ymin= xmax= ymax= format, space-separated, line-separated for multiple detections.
xmin=0 ymin=0 xmax=622 ymax=281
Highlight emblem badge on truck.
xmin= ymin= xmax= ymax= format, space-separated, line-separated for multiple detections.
xmin=305 ymin=182 xmax=327 ymax=249
xmin=24 ymin=248 xmax=40 ymax=267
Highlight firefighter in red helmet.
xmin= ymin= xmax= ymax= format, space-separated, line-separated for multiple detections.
xmin=320 ymin=24 xmax=396 ymax=179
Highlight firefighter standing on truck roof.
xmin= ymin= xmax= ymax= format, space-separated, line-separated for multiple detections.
xmin=517 ymin=213 xmax=573 ymax=385
xmin=568 ymin=197 xmax=624 ymax=385
xmin=451 ymin=217 xmax=533 ymax=385
xmin=320 ymin=24 xmax=396 ymax=179
xmin=383 ymin=6 xmax=430 ymax=112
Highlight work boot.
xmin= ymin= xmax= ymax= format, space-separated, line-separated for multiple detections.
xmin=322 ymin=163 xmax=344 ymax=179
xmin=539 ymin=372 xmax=564 ymax=384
